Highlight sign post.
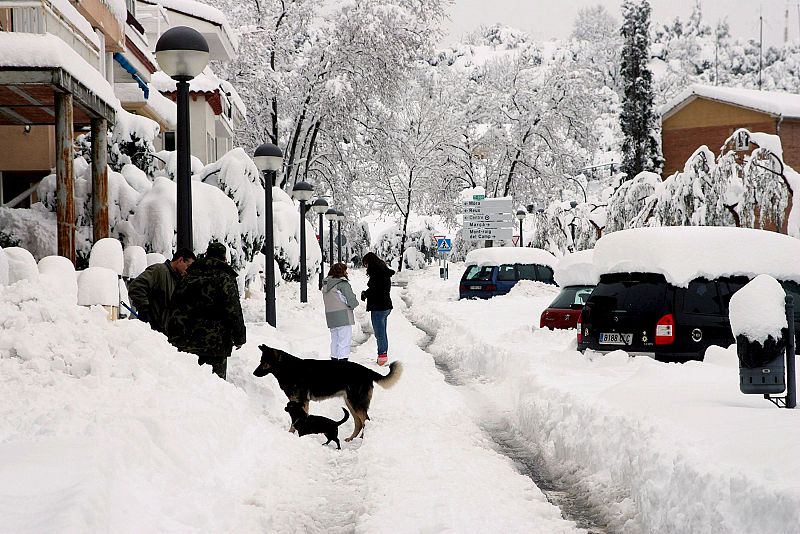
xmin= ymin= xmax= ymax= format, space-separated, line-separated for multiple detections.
xmin=436 ymin=237 xmax=452 ymax=280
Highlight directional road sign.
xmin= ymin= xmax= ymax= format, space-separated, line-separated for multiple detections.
xmin=463 ymin=212 xmax=514 ymax=223
xmin=463 ymin=221 xmax=513 ymax=229
xmin=436 ymin=238 xmax=452 ymax=253
xmin=461 ymin=198 xmax=513 ymax=208
xmin=461 ymin=228 xmax=513 ymax=241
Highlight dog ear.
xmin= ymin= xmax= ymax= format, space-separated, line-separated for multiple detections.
xmin=272 ymin=348 xmax=283 ymax=362
xmin=258 ymin=344 xmax=268 ymax=352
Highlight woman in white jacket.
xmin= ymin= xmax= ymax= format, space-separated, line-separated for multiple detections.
xmin=321 ymin=263 xmax=360 ymax=361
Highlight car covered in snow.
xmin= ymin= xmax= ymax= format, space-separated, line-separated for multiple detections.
xmin=540 ymin=250 xmax=596 ymax=330
xmin=459 ymin=247 xmax=557 ymax=299
xmin=577 ymin=227 xmax=800 ymax=363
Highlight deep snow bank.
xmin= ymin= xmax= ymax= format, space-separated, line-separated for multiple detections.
xmin=405 ymin=266 xmax=800 ymax=534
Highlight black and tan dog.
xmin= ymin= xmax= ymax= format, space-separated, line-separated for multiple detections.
xmin=285 ymin=401 xmax=350 ymax=449
xmin=254 ymin=344 xmax=403 ymax=441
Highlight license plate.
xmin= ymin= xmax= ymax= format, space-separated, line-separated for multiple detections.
xmin=599 ymin=332 xmax=633 ymax=345
xmin=470 ymin=286 xmax=482 ymax=290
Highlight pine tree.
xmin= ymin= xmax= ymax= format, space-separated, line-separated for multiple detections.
xmin=619 ymin=0 xmax=664 ymax=179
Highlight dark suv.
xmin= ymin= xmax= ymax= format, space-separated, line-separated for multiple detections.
xmin=577 ymin=273 xmax=800 ymax=362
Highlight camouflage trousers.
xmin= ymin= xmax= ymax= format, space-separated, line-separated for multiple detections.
xmin=197 ymin=353 xmax=227 ymax=380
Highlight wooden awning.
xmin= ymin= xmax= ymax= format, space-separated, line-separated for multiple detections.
xmin=0 ymin=67 xmax=116 ymax=126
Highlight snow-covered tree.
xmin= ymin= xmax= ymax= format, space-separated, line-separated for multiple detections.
xmin=619 ymin=0 xmax=663 ymax=179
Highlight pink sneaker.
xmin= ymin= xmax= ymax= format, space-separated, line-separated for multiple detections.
xmin=377 ymin=353 xmax=388 ymax=366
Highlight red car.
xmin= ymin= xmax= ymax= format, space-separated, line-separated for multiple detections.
xmin=540 ymin=285 xmax=594 ymax=330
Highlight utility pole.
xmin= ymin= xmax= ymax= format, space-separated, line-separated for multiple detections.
xmin=714 ymin=39 xmax=719 ymax=86
xmin=786 ymin=2 xmax=790 ymax=44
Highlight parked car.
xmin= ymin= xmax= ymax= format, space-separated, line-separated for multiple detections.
xmin=459 ymin=247 xmax=557 ymax=299
xmin=577 ymin=227 xmax=800 ymax=362
xmin=541 ymin=250 xmax=596 ymax=330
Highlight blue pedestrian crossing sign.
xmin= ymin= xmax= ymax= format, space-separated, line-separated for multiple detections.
xmin=436 ymin=238 xmax=452 ymax=253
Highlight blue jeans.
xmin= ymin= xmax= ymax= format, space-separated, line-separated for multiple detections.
xmin=371 ymin=309 xmax=391 ymax=355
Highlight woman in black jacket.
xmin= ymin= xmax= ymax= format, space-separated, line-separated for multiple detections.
xmin=361 ymin=252 xmax=395 ymax=366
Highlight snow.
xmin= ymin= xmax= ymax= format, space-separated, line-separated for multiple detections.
xmin=662 ymin=84 xmax=800 ymax=120
xmin=0 ymin=33 xmax=118 ymax=108
xmin=100 ymin=0 xmax=128 ymax=24
xmin=749 ymin=131 xmax=784 ymax=160
xmin=77 ymin=266 xmax=119 ymax=306
xmin=50 ymin=0 xmax=101 ymax=49
xmin=465 ymin=246 xmax=557 ymax=268
xmin=0 ymin=270 xmax=580 ymax=533
xmin=37 ymin=255 xmax=78 ymax=303
xmin=0 ymin=248 xmax=7 ymax=286
xmin=594 ymin=227 xmax=800 ymax=287
xmin=729 ymin=275 xmax=788 ymax=344
xmin=554 ymin=249 xmax=596 ymax=287
xmin=405 ymin=267 xmax=800 ymax=534
xmin=89 ymin=238 xmax=124 ymax=275
xmin=120 ymin=164 xmax=153 ymax=194
xmin=146 ymin=252 xmax=167 ymax=266
xmin=4 ymin=246 xmax=39 ymax=284
xmin=114 ymin=83 xmax=177 ymax=129
xmin=123 ymin=246 xmax=147 ymax=278
xmin=152 ymin=66 xmax=225 ymax=94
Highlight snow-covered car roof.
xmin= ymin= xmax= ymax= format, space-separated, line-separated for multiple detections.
xmin=593 ymin=227 xmax=800 ymax=287
xmin=554 ymin=250 xmax=597 ymax=287
xmin=465 ymin=247 xmax=557 ymax=268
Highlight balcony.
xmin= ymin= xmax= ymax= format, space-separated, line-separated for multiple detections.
xmin=0 ymin=0 xmax=102 ymax=70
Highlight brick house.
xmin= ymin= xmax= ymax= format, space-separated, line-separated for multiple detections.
xmin=661 ymin=84 xmax=800 ymax=176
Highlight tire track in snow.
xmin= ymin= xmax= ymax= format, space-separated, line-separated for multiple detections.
xmin=401 ymin=292 xmax=614 ymax=534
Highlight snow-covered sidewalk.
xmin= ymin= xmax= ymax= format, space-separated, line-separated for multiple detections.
xmin=404 ymin=266 xmax=800 ymax=534
xmin=0 ymin=272 xmax=581 ymax=533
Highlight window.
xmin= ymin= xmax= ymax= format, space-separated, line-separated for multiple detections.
xmin=517 ymin=264 xmax=537 ymax=280
xmin=497 ymin=264 xmax=516 ymax=281
xmin=550 ymin=286 xmax=595 ymax=309
xmin=207 ymin=133 xmax=216 ymax=163
xmin=463 ymin=265 xmax=494 ymax=282
xmin=734 ymin=130 xmax=749 ymax=152
xmin=683 ymin=279 xmax=721 ymax=315
xmin=535 ymin=265 xmax=555 ymax=284
xmin=164 ymin=131 xmax=175 ymax=151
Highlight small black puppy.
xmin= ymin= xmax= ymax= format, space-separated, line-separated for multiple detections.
xmin=284 ymin=401 xmax=350 ymax=450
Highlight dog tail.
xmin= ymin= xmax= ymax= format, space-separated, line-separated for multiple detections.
xmin=374 ymin=361 xmax=403 ymax=389
xmin=337 ymin=408 xmax=350 ymax=426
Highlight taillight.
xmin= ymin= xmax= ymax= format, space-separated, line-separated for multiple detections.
xmin=655 ymin=313 xmax=675 ymax=345
xmin=540 ymin=312 xmax=547 ymax=329
xmin=486 ymin=284 xmax=497 ymax=291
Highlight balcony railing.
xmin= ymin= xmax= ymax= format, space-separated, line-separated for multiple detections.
xmin=1 ymin=0 xmax=101 ymax=71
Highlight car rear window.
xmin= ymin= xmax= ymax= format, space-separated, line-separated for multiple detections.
xmin=589 ymin=273 xmax=668 ymax=314
xmin=463 ymin=265 xmax=495 ymax=281
xmin=682 ymin=279 xmax=722 ymax=315
xmin=550 ymin=286 xmax=594 ymax=308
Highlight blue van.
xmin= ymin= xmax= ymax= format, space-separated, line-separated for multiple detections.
xmin=458 ymin=247 xmax=558 ymax=299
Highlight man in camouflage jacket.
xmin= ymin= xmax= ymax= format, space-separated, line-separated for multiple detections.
xmin=128 ymin=248 xmax=195 ymax=333
xmin=167 ymin=243 xmax=246 ymax=380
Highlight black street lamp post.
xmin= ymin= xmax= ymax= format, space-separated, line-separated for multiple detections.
xmin=325 ymin=208 xmax=337 ymax=267
xmin=336 ymin=210 xmax=345 ymax=263
xmin=311 ymin=198 xmax=329 ymax=290
xmin=515 ymin=209 xmax=526 ymax=248
xmin=253 ymin=143 xmax=283 ymax=327
xmin=155 ymin=27 xmax=209 ymax=252
xmin=293 ymin=181 xmax=314 ymax=303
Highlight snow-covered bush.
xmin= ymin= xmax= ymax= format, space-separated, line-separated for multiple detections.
xmin=146 ymin=252 xmax=167 ymax=266
xmin=372 ymin=216 xmax=438 ymax=270
xmin=0 ymin=247 xmax=8 ymax=285
xmin=77 ymin=267 xmax=119 ymax=306
xmin=38 ymin=255 xmax=78 ymax=303
xmin=603 ymin=130 xmax=796 ymax=238
xmin=270 ymin=187 xmax=321 ymax=282
xmin=123 ymin=246 xmax=147 ymax=279
xmin=199 ymin=148 xmax=265 ymax=265
xmin=89 ymin=238 xmax=124 ymax=275
xmin=5 ymin=247 xmax=39 ymax=284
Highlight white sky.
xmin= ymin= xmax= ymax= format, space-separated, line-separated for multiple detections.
xmin=443 ymin=0 xmax=795 ymax=47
